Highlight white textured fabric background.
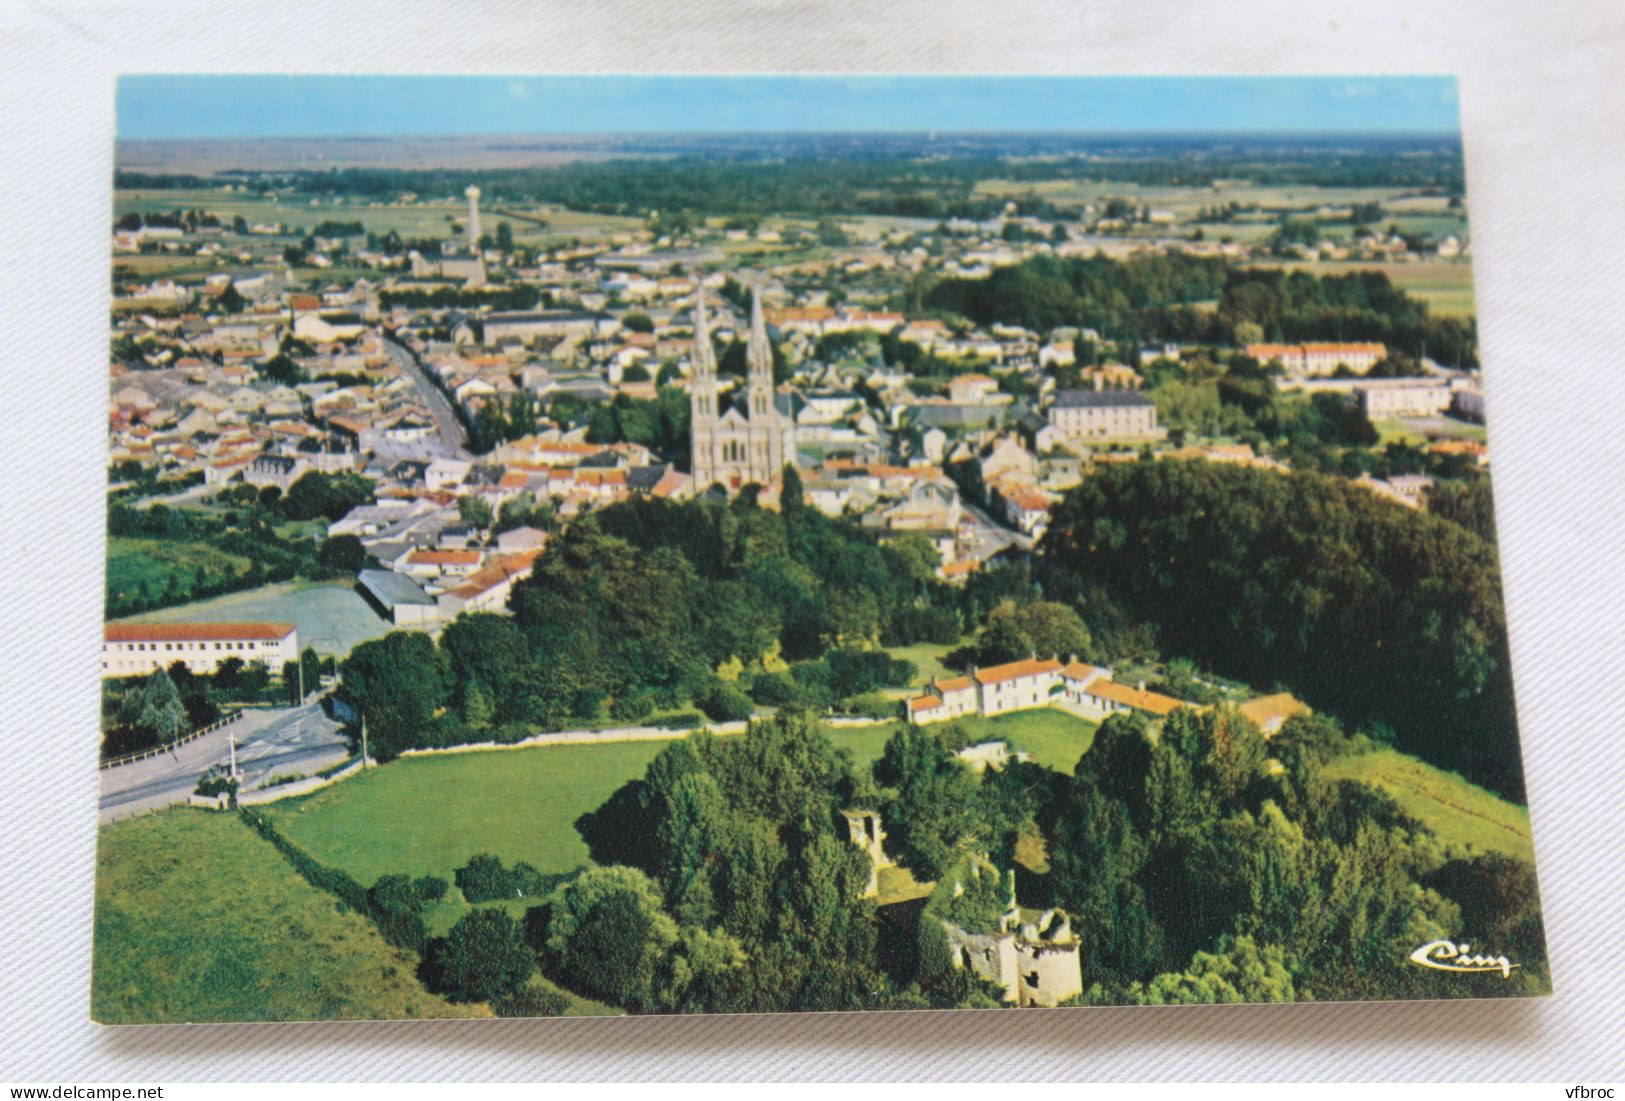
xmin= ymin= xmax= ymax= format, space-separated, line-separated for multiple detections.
xmin=1 ymin=0 xmax=1622 ymax=1081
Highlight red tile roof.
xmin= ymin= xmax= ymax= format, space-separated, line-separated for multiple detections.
xmin=1059 ymin=661 xmax=1103 ymax=683
xmin=1084 ymin=678 xmax=1183 ymax=716
xmin=105 ymin=622 xmax=295 ymax=643
xmin=973 ymin=658 xmax=1062 ymax=686
xmin=406 ymin=549 xmax=482 ymax=566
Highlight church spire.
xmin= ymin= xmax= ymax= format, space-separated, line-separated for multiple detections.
xmin=691 ymin=283 xmax=717 ymax=420
xmin=746 ymin=284 xmax=773 ymax=420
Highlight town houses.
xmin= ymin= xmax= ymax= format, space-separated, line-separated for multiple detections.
xmin=106 ymin=181 xmax=1486 ymax=653
xmin=1244 ymin=341 xmax=1389 ymax=376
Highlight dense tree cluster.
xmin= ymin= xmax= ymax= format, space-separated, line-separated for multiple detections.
xmin=1037 ymin=459 xmax=1521 ymax=799
xmin=1036 ymin=709 xmax=1547 ymax=1003
xmin=581 ymin=388 xmax=691 ymax=459
xmin=924 ymin=253 xmax=1477 ymax=366
xmin=545 ymin=695 xmax=1544 ymax=1013
xmin=562 ymin=713 xmax=889 ymax=1012
xmin=280 ymin=471 xmax=377 ymax=523
xmin=335 ymin=493 xmax=962 ymax=758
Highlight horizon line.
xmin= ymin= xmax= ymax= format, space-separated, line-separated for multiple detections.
xmin=117 ymin=127 xmax=1462 ymax=142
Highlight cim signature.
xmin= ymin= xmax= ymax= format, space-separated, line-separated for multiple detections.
xmin=1408 ymin=939 xmax=1519 ymax=978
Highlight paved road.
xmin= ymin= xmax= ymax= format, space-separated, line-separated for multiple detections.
xmin=99 ymin=699 xmax=350 ymax=825
xmin=960 ymin=498 xmax=1028 ymax=560
xmin=379 ymin=331 xmax=472 ymax=457
xmin=128 ymin=480 xmax=228 ymax=510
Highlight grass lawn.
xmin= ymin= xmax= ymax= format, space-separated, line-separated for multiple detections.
xmin=1323 ymin=748 xmax=1534 ymax=863
xmin=106 ymin=536 xmax=250 ymax=604
xmin=946 ymin=709 xmax=1099 ymax=774
xmin=93 ymin=809 xmax=483 ymax=1023
xmin=268 ymin=740 xmax=673 ymax=885
xmin=118 ymin=579 xmax=390 ymax=657
xmin=1374 ymin=419 xmax=1431 ymax=448
xmin=828 ymin=709 xmax=1098 ymax=775
xmin=1374 ymin=416 xmax=1488 ymax=448
xmin=887 ymin=637 xmax=969 ymax=686
xmin=824 ymin=723 xmax=899 ymax=769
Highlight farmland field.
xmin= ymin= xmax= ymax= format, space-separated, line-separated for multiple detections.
xmin=92 ymin=809 xmax=483 ymax=1023
xmin=1323 ymin=748 xmax=1534 ymax=863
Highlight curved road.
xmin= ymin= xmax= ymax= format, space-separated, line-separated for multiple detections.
xmin=99 ymin=699 xmax=350 ymax=825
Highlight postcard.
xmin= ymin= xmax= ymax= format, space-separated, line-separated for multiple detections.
xmin=93 ymin=74 xmax=1547 ymax=1023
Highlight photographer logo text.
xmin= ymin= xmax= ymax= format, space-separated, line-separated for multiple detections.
xmin=1408 ymin=939 xmax=1518 ymax=978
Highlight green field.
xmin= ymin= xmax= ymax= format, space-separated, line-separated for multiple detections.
xmin=106 ymin=536 xmax=250 ymax=604
xmin=1373 ymin=419 xmax=1432 ymax=448
xmin=823 ymin=722 xmax=900 ymax=769
xmin=832 ymin=708 xmax=1099 ymax=775
xmin=1323 ymin=748 xmax=1534 ymax=863
xmin=118 ymin=579 xmax=390 ymax=657
xmin=943 ymin=709 xmax=1099 ymax=773
xmin=93 ymin=810 xmax=483 ymax=1023
xmin=267 ymin=710 xmax=1094 ymax=893
xmin=270 ymin=740 xmax=672 ymax=884
xmin=1254 ymin=258 xmax=1477 ymax=318
xmin=886 ymin=637 xmax=970 ymax=688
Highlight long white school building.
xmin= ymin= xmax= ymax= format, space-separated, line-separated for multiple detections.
xmin=102 ymin=622 xmax=299 ymax=678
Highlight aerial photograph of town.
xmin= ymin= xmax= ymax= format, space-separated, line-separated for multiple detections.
xmin=92 ymin=74 xmax=1548 ymax=1023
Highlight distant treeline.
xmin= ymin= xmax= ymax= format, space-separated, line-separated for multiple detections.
xmin=112 ymin=141 xmax=1464 ymax=221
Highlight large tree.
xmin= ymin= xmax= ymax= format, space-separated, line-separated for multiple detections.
xmin=426 ymin=908 xmax=535 ymax=1003
xmin=338 ymin=631 xmax=448 ymax=758
xmin=873 ymin=725 xmax=981 ymax=880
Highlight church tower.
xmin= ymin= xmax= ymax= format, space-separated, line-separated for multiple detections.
xmin=744 ymin=286 xmax=785 ymax=483
xmin=688 ymin=279 xmax=786 ymax=494
xmin=689 ymin=285 xmax=721 ymax=490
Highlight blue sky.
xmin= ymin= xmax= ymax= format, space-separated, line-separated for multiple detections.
xmin=116 ymin=75 xmax=1460 ymax=140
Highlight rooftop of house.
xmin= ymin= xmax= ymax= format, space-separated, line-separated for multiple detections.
xmin=1083 ymin=677 xmax=1184 ymax=716
xmin=1238 ymin=692 xmax=1311 ymax=731
xmin=405 ymin=548 xmax=482 ymax=566
xmin=1059 ymin=661 xmax=1105 ymax=683
xmin=907 ymin=695 xmax=946 ymax=715
xmin=105 ymin=621 xmax=295 ymax=644
xmin=973 ymin=657 xmax=1063 ymax=686
xmin=357 ymin=568 xmax=436 ymax=607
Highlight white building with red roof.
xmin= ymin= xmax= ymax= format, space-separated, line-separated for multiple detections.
xmin=102 ymin=622 xmax=298 ymax=678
